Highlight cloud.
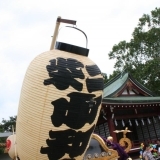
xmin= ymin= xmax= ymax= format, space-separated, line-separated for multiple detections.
xmin=0 ymin=101 xmax=18 ymax=121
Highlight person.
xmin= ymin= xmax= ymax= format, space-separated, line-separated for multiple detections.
xmin=143 ymin=143 xmax=157 ymax=160
xmin=156 ymin=140 xmax=160 ymax=155
xmin=106 ymin=136 xmax=114 ymax=149
xmin=106 ymin=136 xmax=129 ymax=160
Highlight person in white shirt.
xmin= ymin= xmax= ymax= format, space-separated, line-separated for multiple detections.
xmin=143 ymin=143 xmax=156 ymax=160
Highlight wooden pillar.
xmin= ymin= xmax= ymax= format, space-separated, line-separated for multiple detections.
xmin=106 ymin=107 xmax=118 ymax=143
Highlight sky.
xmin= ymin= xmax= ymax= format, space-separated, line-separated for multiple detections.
xmin=0 ymin=0 xmax=159 ymax=121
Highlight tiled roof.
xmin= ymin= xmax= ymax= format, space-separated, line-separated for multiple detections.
xmin=103 ymin=70 xmax=155 ymax=98
xmin=0 ymin=132 xmax=13 ymax=137
xmin=103 ymin=72 xmax=128 ymax=98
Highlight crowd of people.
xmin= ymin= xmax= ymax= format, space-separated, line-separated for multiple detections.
xmin=142 ymin=140 xmax=160 ymax=160
xmin=104 ymin=136 xmax=160 ymax=160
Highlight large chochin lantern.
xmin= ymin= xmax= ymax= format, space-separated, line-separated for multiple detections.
xmin=16 ymin=17 xmax=103 ymax=160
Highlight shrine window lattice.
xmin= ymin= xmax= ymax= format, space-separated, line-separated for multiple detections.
xmin=95 ymin=117 xmax=160 ymax=147
xmin=94 ymin=122 xmax=110 ymax=139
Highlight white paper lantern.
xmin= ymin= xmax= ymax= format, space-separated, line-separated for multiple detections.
xmin=16 ymin=43 xmax=103 ymax=159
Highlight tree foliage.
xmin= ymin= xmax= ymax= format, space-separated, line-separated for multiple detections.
xmin=0 ymin=137 xmax=6 ymax=154
xmin=102 ymin=73 xmax=109 ymax=84
xmin=0 ymin=116 xmax=17 ymax=132
xmin=108 ymin=7 xmax=160 ymax=95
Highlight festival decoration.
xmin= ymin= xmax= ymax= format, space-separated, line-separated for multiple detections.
xmin=113 ymin=127 xmax=132 ymax=153
xmin=83 ymin=134 xmax=119 ymax=160
xmin=15 ymin=17 xmax=103 ymax=160
xmin=105 ymin=135 xmax=131 ymax=160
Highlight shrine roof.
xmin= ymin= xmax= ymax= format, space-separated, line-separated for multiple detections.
xmin=103 ymin=70 xmax=155 ymax=98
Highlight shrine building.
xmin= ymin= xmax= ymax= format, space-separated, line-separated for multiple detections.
xmin=95 ymin=71 xmax=160 ymax=152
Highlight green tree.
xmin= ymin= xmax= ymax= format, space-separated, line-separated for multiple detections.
xmin=108 ymin=7 xmax=160 ymax=95
xmin=0 ymin=137 xmax=6 ymax=154
xmin=0 ymin=116 xmax=17 ymax=132
xmin=102 ymin=72 xmax=108 ymax=84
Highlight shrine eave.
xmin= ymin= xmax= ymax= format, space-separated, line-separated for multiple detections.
xmin=102 ymin=96 xmax=160 ymax=105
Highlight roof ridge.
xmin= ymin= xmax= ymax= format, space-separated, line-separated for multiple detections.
xmin=128 ymin=73 xmax=155 ymax=96
xmin=103 ymin=69 xmax=128 ymax=88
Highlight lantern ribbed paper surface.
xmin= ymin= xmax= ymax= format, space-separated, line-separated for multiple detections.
xmin=16 ymin=49 xmax=103 ymax=160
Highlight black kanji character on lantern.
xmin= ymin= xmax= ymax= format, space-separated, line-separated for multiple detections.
xmin=86 ymin=65 xmax=101 ymax=77
xmin=43 ymin=57 xmax=85 ymax=91
xmin=40 ymin=125 xmax=95 ymax=159
xmin=50 ymin=92 xmax=102 ymax=129
xmin=86 ymin=78 xmax=104 ymax=93
xmin=85 ymin=64 xmax=104 ymax=93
